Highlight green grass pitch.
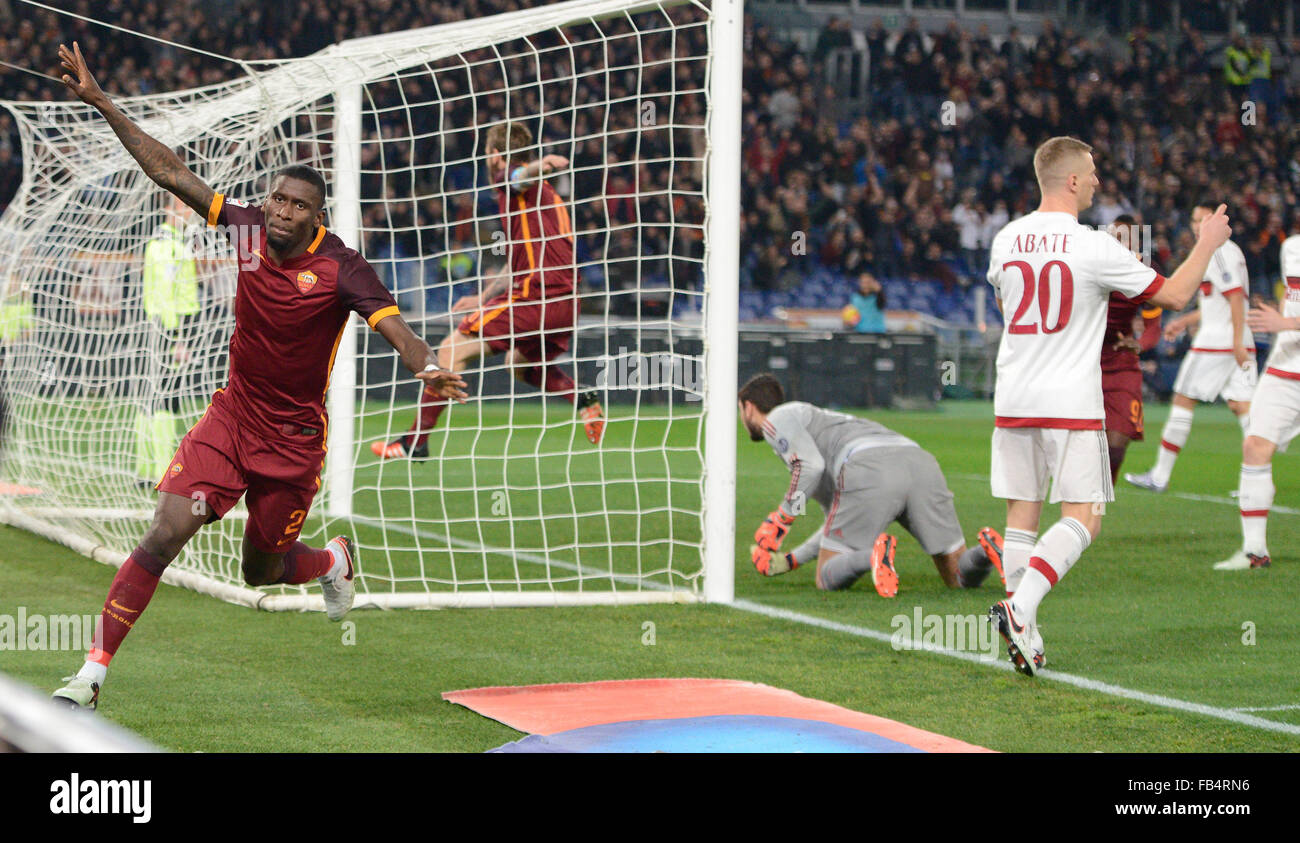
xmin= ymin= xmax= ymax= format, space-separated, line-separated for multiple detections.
xmin=1 ymin=399 xmax=1298 ymax=752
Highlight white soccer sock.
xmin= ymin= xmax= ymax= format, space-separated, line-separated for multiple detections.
xmin=1012 ymin=518 xmax=1092 ymax=624
xmin=1002 ymin=528 xmax=1037 ymax=595
xmin=1239 ymin=463 xmax=1273 ymax=556
xmin=77 ymin=659 xmax=107 ymax=685
xmin=1151 ymin=405 xmax=1194 ymax=486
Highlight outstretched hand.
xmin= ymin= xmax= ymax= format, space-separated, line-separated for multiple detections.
xmin=417 ymin=365 xmax=469 ymax=403
xmin=1112 ymin=332 xmax=1141 ymax=354
xmin=542 ymin=155 xmax=570 ymax=174
xmin=450 ymin=294 xmax=481 ymax=314
xmin=58 ymin=42 xmax=107 ymax=109
xmin=1247 ymin=301 xmax=1294 ymax=335
xmin=1163 ymin=316 xmax=1189 ymax=343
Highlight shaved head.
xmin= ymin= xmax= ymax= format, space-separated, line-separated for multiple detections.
xmin=1034 ymin=137 xmax=1093 ymax=190
xmin=1033 ymin=136 xmax=1098 ymax=213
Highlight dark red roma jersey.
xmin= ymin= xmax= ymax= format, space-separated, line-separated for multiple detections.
xmin=206 ymin=193 xmax=398 ymax=438
xmin=498 ymin=178 xmax=576 ymax=299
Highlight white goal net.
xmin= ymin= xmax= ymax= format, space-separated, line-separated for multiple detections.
xmin=0 ymin=0 xmax=741 ymax=609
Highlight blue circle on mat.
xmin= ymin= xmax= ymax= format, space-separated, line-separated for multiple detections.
xmin=490 ymin=715 xmax=925 ymax=753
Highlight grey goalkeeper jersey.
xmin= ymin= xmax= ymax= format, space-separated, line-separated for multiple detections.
xmin=762 ymin=401 xmax=917 ymax=513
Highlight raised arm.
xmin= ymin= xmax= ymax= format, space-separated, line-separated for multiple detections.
xmin=59 ymin=42 xmax=214 ymax=218
xmin=1148 ymin=204 xmax=1231 ymax=311
xmin=505 ymin=155 xmax=569 ymax=192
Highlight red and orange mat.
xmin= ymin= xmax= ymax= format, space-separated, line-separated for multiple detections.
xmin=444 ymin=678 xmax=990 ymax=753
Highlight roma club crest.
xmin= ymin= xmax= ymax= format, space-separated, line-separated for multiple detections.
xmin=296 ymin=270 xmax=318 ymax=294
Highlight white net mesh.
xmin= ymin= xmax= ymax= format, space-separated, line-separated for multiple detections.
xmin=0 ymin=0 xmax=716 ymax=608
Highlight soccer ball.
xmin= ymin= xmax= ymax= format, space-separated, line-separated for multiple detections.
xmin=841 ymin=304 xmax=861 ymax=328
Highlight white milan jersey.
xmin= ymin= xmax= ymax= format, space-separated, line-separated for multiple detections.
xmin=1265 ymin=235 xmax=1300 ymax=378
xmin=1190 ymin=239 xmax=1252 ymax=351
xmin=988 ymin=211 xmax=1160 ymax=427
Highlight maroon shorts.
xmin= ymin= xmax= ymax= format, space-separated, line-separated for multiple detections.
xmin=458 ymin=290 xmax=575 ymax=362
xmin=1102 ymin=364 xmax=1145 ymax=441
xmin=156 ymin=395 xmax=326 ymax=553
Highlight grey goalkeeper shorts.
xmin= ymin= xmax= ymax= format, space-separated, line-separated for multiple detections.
xmin=820 ymin=445 xmax=964 ymax=556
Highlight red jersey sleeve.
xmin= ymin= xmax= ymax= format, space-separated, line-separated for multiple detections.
xmin=205 ymin=193 xmax=263 ymax=261
xmin=337 ymin=252 xmax=399 ymax=330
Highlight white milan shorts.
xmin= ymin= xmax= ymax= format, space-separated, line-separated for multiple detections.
xmin=1247 ymin=371 xmax=1300 ymax=452
xmin=990 ymin=427 xmax=1113 ymax=505
xmin=1172 ymin=350 xmax=1258 ymax=403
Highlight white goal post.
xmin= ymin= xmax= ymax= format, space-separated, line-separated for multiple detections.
xmin=0 ymin=0 xmax=740 ymax=609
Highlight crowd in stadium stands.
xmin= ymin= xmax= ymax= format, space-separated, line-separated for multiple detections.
xmin=0 ymin=0 xmax=709 ymax=316
xmin=742 ymin=15 xmax=1300 ymax=307
xmin=2 ymin=2 xmax=1300 ymax=330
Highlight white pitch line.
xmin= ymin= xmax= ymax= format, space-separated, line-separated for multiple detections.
xmin=1231 ymin=704 xmax=1300 ymax=713
xmin=951 ymin=472 xmax=1300 ymax=516
xmin=348 ymin=512 xmax=1299 ymax=738
xmin=729 ymin=598 xmax=1300 ymax=738
xmin=1172 ymin=492 xmax=1300 ymax=515
xmin=347 ymin=514 xmax=691 ymax=596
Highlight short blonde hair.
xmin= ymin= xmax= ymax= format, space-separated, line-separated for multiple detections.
xmin=1033 ymin=136 xmax=1093 ymax=191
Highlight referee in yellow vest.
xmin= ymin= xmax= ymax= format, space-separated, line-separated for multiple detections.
xmin=1224 ymin=34 xmax=1252 ymax=97
xmin=136 ymin=194 xmax=201 ymax=487
xmin=1248 ymin=36 xmax=1275 ymax=116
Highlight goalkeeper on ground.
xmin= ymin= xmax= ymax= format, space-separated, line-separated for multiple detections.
xmin=739 ymin=373 xmax=1003 ymax=597
xmin=371 ymin=120 xmax=604 ymax=459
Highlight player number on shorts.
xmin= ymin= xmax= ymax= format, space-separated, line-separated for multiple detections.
xmin=1004 ymin=260 xmax=1074 ymax=335
xmin=284 ymin=509 xmax=306 ymax=536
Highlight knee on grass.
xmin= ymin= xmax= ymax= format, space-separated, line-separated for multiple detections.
xmin=816 ymin=549 xmax=871 ymax=591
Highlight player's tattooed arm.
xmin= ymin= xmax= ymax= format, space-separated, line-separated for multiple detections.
xmin=59 ymin=42 xmax=214 ymax=218
xmin=373 ymin=313 xmax=469 ymax=402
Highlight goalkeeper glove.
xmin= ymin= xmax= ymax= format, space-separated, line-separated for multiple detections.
xmin=750 ymin=544 xmax=797 ymax=577
xmin=754 ymin=508 xmax=795 ymax=554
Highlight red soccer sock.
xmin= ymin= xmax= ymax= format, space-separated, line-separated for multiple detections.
xmin=92 ymin=547 xmax=169 ymax=662
xmin=276 ymin=542 xmax=336 ymax=584
xmin=524 ymin=364 xmax=577 ymax=404
xmin=407 ymin=384 xmax=448 ymax=448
